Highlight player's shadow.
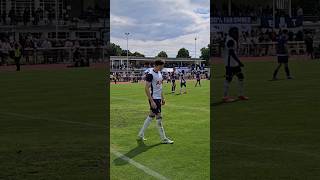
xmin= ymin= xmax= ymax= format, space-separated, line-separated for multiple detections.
xmin=211 ymin=101 xmax=225 ymax=107
xmin=211 ymin=99 xmax=241 ymax=107
xmin=113 ymin=141 xmax=162 ymax=166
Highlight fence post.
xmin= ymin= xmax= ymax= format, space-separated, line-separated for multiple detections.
xmin=102 ymin=47 xmax=105 ymax=62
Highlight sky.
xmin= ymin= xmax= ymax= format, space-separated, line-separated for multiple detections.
xmin=110 ymin=0 xmax=210 ymax=58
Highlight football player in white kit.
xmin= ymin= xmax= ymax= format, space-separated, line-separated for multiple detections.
xmin=137 ymin=59 xmax=174 ymax=144
xmin=223 ymin=27 xmax=249 ymax=103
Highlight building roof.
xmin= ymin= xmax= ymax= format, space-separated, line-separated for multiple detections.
xmin=110 ymin=56 xmax=205 ymax=62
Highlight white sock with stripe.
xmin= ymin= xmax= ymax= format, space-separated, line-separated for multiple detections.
xmin=138 ymin=116 xmax=153 ymax=138
xmin=156 ymin=118 xmax=167 ymax=140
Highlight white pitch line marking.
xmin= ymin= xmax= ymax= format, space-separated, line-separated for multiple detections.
xmin=0 ymin=111 xmax=169 ymax=179
xmin=111 ymin=148 xmax=169 ymax=180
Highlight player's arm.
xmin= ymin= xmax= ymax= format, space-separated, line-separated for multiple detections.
xmin=161 ymin=90 xmax=165 ymax=105
xmin=145 ymin=74 xmax=157 ymax=108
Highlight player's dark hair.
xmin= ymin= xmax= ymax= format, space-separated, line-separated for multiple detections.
xmin=155 ymin=59 xmax=165 ymax=66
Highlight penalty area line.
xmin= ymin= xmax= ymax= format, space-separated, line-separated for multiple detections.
xmin=111 ymin=148 xmax=169 ymax=180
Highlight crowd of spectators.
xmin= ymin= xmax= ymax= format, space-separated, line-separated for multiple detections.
xmin=0 ymin=33 xmax=107 ymax=65
xmin=212 ymin=4 xmax=304 ymax=18
xmin=212 ymin=28 xmax=307 ymax=57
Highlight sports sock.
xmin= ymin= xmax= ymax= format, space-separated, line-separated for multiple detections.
xmin=223 ymin=80 xmax=230 ymax=97
xmin=285 ymin=65 xmax=291 ymax=77
xmin=273 ymin=69 xmax=279 ymax=78
xmin=138 ymin=116 xmax=153 ymax=137
xmin=273 ymin=64 xmax=281 ymax=78
xmin=156 ymin=118 xmax=167 ymax=140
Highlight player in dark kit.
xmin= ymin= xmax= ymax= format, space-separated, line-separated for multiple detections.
xmin=195 ymin=71 xmax=201 ymax=87
xmin=170 ymin=67 xmax=177 ymax=93
xmin=137 ymin=59 xmax=174 ymax=144
xmin=272 ymin=30 xmax=293 ymax=80
xmin=223 ymin=27 xmax=249 ymax=103
xmin=179 ymin=70 xmax=187 ymax=94
xmin=305 ymin=33 xmax=314 ymax=59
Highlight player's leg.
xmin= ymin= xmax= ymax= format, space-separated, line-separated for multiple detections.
xmin=171 ymin=81 xmax=175 ymax=93
xmin=137 ymin=112 xmax=154 ymax=140
xmin=155 ymin=112 xmax=174 ymax=144
xmin=199 ymin=79 xmax=201 ymax=87
xmin=223 ymin=67 xmax=235 ymax=102
xmin=284 ymin=62 xmax=292 ymax=79
xmin=137 ymin=101 xmax=156 ymax=140
xmin=236 ymin=68 xmax=249 ymax=100
xmin=273 ymin=62 xmax=282 ymax=80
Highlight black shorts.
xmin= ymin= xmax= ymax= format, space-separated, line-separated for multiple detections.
xmin=197 ymin=78 xmax=201 ymax=82
xmin=225 ymin=66 xmax=243 ymax=81
xmin=180 ymin=82 xmax=186 ymax=87
xmin=149 ymin=99 xmax=161 ymax=114
xmin=278 ymin=56 xmax=289 ymax=63
xmin=172 ymin=80 xmax=176 ymax=84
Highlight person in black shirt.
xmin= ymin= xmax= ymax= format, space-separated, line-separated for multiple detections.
xmin=170 ymin=67 xmax=177 ymax=93
xmin=272 ymin=30 xmax=293 ymax=80
xmin=305 ymin=33 xmax=314 ymax=59
xmin=195 ymin=71 xmax=201 ymax=87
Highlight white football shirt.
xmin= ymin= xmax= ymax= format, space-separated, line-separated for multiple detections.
xmin=146 ymin=69 xmax=163 ymax=99
xmin=224 ymin=36 xmax=240 ymax=67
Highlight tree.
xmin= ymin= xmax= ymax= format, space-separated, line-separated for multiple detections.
xmin=200 ymin=44 xmax=210 ymax=65
xmin=156 ymin=51 xmax=168 ymax=58
xmin=176 ymin=48 xmax=191 ymax=58
xmin=107 ymin=43 xmax=122 ymax=56
xmin=121 ymin=49 xmax=133 ymax=56
xmin=132 ymin=51 xmax=145 ymax=57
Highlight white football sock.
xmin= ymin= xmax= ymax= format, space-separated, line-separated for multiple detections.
xmin=156 ymin=118 xmax=167 ymax=140
xmin=223 ymin=80 xmax=230 ymax=97
xmin=138 ymin=116 xmax=153 ymax=137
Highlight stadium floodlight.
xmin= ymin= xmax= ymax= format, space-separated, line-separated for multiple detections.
xmin=55 ymin=0 xmax=58 ymax=40
xmin=125 ymin=32 xmax=130 ymax=74
xmin=195 ymin=36 xmax=197 ymax=66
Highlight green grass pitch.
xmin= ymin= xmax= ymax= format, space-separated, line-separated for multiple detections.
xmin=212 ymin=59 xmax=320 ymax=179
xmin=0 ymin=68 xmax=108 ymax=179
xmin=111 ymin=80 xmax=210 ymax=179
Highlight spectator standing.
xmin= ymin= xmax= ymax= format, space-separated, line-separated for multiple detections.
xmin=13 ymin=44 xmax=22 ymax=71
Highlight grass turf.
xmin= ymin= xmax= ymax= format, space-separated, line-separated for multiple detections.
xmin=0 ymin=68 xmax=108 ymax=179
xmin=110 ymin=80 xmax=210 ymax=180
xmin=212 ymin=59 xmax=320 ymax=180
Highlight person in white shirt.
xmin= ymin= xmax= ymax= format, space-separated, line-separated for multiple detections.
xmin=137 ymin=59 xmax=174 ymax=144
xmin=223 ymin=27 xmax=249 ymax=103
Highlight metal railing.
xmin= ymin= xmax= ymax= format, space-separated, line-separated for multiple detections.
xmin=0 ymin=46 xmax=108 ymax=65
xmin=211 ymin=41 xmax=319 ymax=57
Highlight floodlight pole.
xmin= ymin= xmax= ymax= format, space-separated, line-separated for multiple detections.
xmin=56 ymin=0 xmax=58 ymax=40
xmin=125 ymin=32 xmax=130 ymax=74
xmin=195 ymin=37 xmax=197 ymax=67
xmin=273 ymin=0 xmax=276 ymax=30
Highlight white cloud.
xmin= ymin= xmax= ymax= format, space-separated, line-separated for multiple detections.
xmin=110 ymin=0 xmax=209 ymax=57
